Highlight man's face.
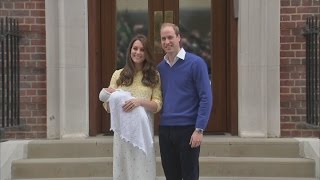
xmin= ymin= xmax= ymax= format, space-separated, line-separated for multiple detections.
xmin=160 ymin=26 xmax=180 ymax=54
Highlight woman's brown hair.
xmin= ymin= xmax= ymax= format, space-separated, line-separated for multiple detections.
xmin=116 ymin=34 xmax=159 ymax=88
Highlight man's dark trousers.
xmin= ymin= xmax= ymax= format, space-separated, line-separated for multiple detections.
xmin=159 ymin=125 xmax=200 ymax=180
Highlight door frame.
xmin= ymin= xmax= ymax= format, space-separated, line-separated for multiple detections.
xmin=226 ymin=0 xmax=238 ymax=135
xmin=88 ymin=0 xmax=101 ymax=136
xmin=88 ymin=0 xmax=238 ymax=136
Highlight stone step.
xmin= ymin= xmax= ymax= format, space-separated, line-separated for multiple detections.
xmin=12 ymin=157 xmax=315 ymax=179
xmin=13 ymin=177 xmax=319 ymax=180
xmin=27 ymin=137 xmax=300 ymax=158
xmin=12 ymin=157 xmax=112 ymax=179
xmin=27 ymin=138 xmax=112 ymax=159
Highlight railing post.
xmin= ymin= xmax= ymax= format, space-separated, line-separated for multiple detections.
xmin=304 ymin=15 xmax=320 ymax=127
xmin=0 ymin=16 xmax=21 ymax=129
xmin=1 ymin=18 xmax=4 ymax=128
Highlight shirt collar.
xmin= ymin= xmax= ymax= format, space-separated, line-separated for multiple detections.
xmin=164 ymin=48 xmax=186 ymax=66
xmin=176 ymin=48 xmax=186 ymax=60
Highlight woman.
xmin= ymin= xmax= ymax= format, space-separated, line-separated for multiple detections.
xmin=104 ymin=34 xmax=162 ymax=180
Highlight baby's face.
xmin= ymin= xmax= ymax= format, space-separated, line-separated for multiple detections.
xmin=105 ymin=88 xmax=116 ymax=93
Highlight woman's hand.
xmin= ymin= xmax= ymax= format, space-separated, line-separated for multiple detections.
xmin=122 ymin=98 xmax=141 ymax=112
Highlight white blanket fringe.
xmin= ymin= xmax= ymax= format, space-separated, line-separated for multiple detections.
xmin=108 ymin=90 xmax=153 ymax=155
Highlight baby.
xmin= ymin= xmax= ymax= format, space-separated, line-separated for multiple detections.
xmin=98 ymin=88 xmax=153 ymax=154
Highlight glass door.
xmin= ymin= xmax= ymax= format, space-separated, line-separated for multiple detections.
xmin=90 ymin=0 xmax=232 ymax=135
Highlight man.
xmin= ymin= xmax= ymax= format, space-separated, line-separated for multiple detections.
xmin=157 ymin=23 xmax=213 ymax=180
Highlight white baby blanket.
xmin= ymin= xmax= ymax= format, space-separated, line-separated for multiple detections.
xmin=108 ymin=90 xmax=153 ymax=155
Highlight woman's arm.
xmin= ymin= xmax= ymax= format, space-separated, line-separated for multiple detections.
xmin=123 ymin=73 xmax=162 ymax=113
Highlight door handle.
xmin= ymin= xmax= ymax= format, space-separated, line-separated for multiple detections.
xmin=153 ymin=10 xmax=174 ymax=54
xmin=164 ymin=11 xmax=173 ymax=23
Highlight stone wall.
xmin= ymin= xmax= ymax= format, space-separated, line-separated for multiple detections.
xmin=0 ymin=0 xmax=46 ymax=139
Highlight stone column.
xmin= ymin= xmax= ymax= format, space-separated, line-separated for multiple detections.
xmin=46 ymin=0 xmax=89 ymax=139
xmin=238 ymin=0 xmax=280 ymax=137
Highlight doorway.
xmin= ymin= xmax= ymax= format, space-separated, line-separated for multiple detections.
xmin=88 ymin=0 xmax=238 ymax=136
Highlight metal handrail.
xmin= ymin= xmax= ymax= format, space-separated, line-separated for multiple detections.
xmin=0 ymin=17 xmax=20 ymax=133
xmin=303 ymin=16 xmax=320 ymax=127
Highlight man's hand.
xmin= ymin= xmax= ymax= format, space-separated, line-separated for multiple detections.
xmin=189 ymin=130 xmax=203 ymax=148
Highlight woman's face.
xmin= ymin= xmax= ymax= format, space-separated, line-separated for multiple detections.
xmin=130 ymin=40 xmax=145 ymax=66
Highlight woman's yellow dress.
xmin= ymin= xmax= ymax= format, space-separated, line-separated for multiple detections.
xmin=108 ymin=69 xmax=162 ymax=180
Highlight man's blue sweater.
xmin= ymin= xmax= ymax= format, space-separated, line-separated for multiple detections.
xmin=157 ymin=52 xmax=213 ymax=129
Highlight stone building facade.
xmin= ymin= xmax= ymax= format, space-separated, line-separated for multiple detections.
xmin=0 ymin=0 xmax=319 ymax=139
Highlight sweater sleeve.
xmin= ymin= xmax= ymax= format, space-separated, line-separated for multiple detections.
xmin=108 ymin=69 xmax=121 ymax=89
xmin=192 ymin=58 xmax=213 ymax=129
